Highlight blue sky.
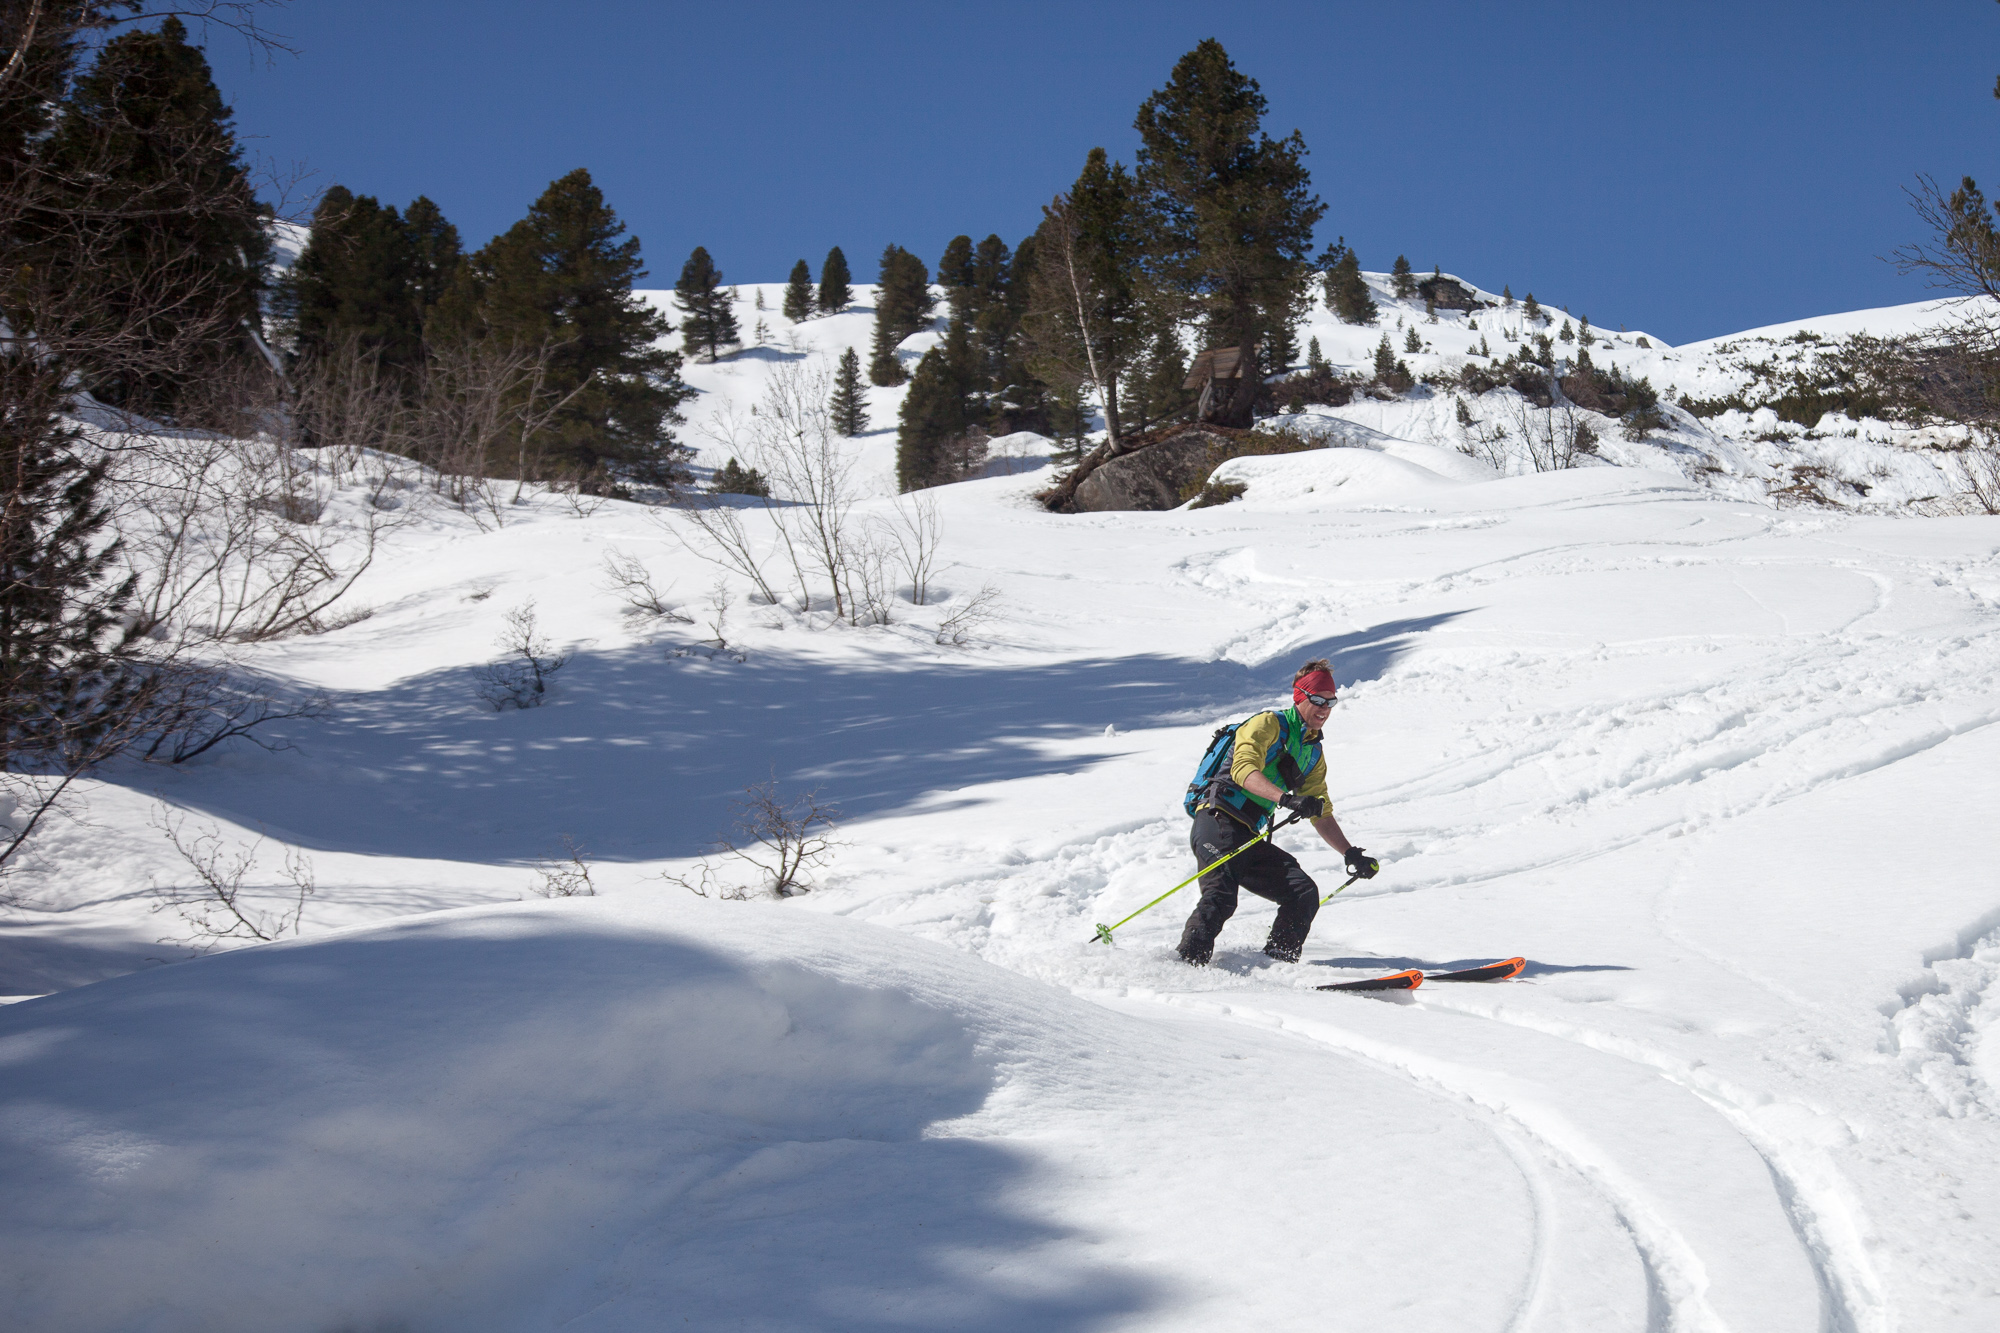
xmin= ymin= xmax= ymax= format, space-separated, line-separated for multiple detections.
xmin=205 ymin=0 xmax=1998 ymax=345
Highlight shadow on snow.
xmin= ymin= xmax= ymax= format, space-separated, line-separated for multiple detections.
xmin=131 ymin=612 xmax=1469 ymax=865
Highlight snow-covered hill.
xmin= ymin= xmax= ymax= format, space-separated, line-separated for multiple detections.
xmin=6 ymin=279 xmax=2000 ymax=1331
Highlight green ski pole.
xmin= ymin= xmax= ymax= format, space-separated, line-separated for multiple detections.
xmin=1320 ymin=873 xmax=1360 ymax=906
xmin=1091 ymin=811 xmax=1303 ymax=945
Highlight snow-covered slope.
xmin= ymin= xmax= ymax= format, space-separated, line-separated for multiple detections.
xmin=7 ymin=279 xmax=2000 ymax=1331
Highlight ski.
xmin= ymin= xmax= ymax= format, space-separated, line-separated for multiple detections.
xmin=1317 ymin=968 xmax=1423 ymax=992
xmin=1425 ymin=957 xmax=1526 ymax=983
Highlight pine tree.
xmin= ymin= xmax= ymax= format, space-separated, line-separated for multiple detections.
xmin=277 ymin=186 xmax=425 ymax=376
xmin=1557 ymin=319 xmax=1573 ymax=343
xmin=782 ymin=259 xmax=813 ymax=321
xmin=830 ymin=346 xmax=868 ymax=436
xmin=1307 ymin=336 xmax=1327 ymax=374
xmin=1374 ymin=334 xmax=1397 ymax=378
xmin=897 ymin=319 xmax=978 ymax=491
xmin=1325 ymin=246 xmax=1378 ymax=325
xmin=403 ymin=196 xmax=464 ymax=317
xmin=1522 ymin=293 xmax=1542 ymax=324
xmin=1120 ymin=327 xmax=1191 ymax=431
xmin=1024 ymin=147 xmax=1147 ymax=445
xmin=0 ymin=361 xmax=141 ymax=769
xmin=428 ymin=168 xmax=691 ymax=482
xmin=1578 ymin=315 xmax=1591 ymax=345
xmin=37 ymin=16 xmax=270 ymax=417
xmin=938 ymin=234 xmax=975 ymax=317
xmin=673 ymin=246 xmax=737 ymax=362
xmin=1132 ymin=40 xmax=1325 ymax=425
xmin=709 ymin=457 xmax=770 ymax=496
xmin=869 ymin=243 xmax=933 ymax=386
xmin=1404 ymin=326 xmax=1422 ymax=354
xmin=1502 ymin=284 xmax=1514 ymax=308
xmin=817 ymin=245 xmax=851 ymax=312
xmin=1391 ymin=255 xmax=1414 ymax=298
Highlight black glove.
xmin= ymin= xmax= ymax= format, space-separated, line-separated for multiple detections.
xmin=1277 ymin=791 xmax=1325 ymax=819
xmin=1344 ymin=847 xmax=1379 ymax=879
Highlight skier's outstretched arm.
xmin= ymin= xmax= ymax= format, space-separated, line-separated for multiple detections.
xmin=1310 ymin=813 xmax=1352 ymax=855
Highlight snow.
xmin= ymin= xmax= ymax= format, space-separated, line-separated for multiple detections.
xmin=6 ymin=278 xmax=2000 ymax=1330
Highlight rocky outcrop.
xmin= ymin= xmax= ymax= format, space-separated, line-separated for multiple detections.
xmin=1069 ymin=428 xmax=1242 ymax=512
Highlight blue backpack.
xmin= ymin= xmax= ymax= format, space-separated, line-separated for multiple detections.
xmin=1184 ymin=723 xmax=1241 ymax=817
xmin=1184 ymin=712 xmax=1305 ymax=819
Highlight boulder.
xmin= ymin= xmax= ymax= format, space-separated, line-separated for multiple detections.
xmin=1071 ymin=429 xmax=1238 ymax=512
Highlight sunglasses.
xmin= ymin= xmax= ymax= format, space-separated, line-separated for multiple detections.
xmin=1299 ymin=691 xmax=1337 ymax=708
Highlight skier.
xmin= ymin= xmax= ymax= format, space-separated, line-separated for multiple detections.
xmin=1179 ymin=660 xmax=1378 ymax=965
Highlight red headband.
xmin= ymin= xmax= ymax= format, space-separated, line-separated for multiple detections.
xmin=1293 ymin=669 xmax=1336 ymax=704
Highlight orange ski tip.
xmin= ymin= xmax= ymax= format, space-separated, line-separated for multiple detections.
xmin=1397 ymin=969 xmax=1424 ymax=989
xmin=1496 ymin=957 xmax=1526 ymax=979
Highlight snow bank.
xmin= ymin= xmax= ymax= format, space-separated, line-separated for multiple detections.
xmin=1208 ymin=445 xmax=1468 ymax=506
xmin=0 ymin=893 xmax=1548 ymax=1333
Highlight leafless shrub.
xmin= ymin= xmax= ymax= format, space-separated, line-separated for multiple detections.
xmin=479 ymin=600 xmax=567 ymax=709
xmin=936 ymin=583 xmax=1003 ymax=647
xmin=601 ymin=549 xmax=691 ymax=622
xmin=530 ymin=834 xmax=595 ymax=898
xmin=105 ymin=424 xmax=397 ymax=643
xmin=149 ymin=810 xmax=315 ymax=953
xmin=661 ymin=496 xmax=783 ymax=606
xmin=669 ymin=361 xmax=907 ymax=626
xmin=402 ymin=336 xmax=589 ymax=528
xmin=884 ymin=490 xmax=943 ymax=605
xmin=139 ymin=663 xmax=326 ymax=763
xmin=1506 ymin=393 xmax=1593 ymax=473
xmin=702 ymin=577 xmax=730 ymax=649
xmin=852 ymin=533 xmax=897 ymax=626
xmin=663 ymin=777 xmax=839 ymax=899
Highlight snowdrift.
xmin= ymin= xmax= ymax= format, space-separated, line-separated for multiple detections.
xmin=1 ymin=896 xmax=1552 ymax=1333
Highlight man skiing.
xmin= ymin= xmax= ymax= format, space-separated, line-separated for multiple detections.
xmin=1179 ymin=660 xmax=1378 ymax=966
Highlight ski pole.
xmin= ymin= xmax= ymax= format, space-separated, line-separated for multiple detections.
xmin=1091 ymin=811 xmax=1302 ymax=945
xmin=1319 ymin=873 xmax=1360 ymax=906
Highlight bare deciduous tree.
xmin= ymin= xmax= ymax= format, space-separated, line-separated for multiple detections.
xmin=530 ymin=834 xmax=595 ymax=898
xmin=149 ymin=808 xmax=315 ymax=953
xmin=665 ymin=777 xmax=840 ymax=900
xmin=600 ymin=548 xmax=691 ymax=622
xmin=480 ymin=600 xmax=567 ymax=709
xmin=936 ymin=583 xmax=1003 ymax=647
xmin=884 ymin=490 xmax=944 ymax=605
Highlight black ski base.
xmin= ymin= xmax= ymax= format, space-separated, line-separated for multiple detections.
xmin=1425 ymin=957 xmax=1526 ymax=983
xmin=1317 ymin=969 xmax=1422 ymax=992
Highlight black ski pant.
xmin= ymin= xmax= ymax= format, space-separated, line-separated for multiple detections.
xmin=1177 ymin=807 xmax=1321 ymax=965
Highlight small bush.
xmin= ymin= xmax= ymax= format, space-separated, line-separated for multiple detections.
xmin=1188 ymin=479 xmax=1247 ymax=509
xmin=710 ymin=457 xmax=771 ymax=496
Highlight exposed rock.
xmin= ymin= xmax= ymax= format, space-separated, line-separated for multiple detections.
xmin=1416 ymin=275 xmax=1486 ymax=311
xmin=1071 ymin=429 xmax=1241 ymax=512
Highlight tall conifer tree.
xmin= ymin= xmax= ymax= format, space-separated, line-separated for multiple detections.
xmin=1131 ymin=40 xmax=1324 ymax=426
xmin=1391 ymin=254 xmax=1414 ymax=297
xmin=782 ymin=259 xmax=814 ymax=321
xmin=429 ymin=169 xmax=691 ymax=481
xmin=830 ymin=346 xmax=868 ymax=436
xmin=869 ymin=244 xmax=933 ymax=386
xmin=817 ymin=246 xmax=851 ymax=312
xmin=896 ymin=318 xmax=978 ymax=491
xmin=38 ymin=16 xmax=270 ymax=417
xmin=403 ymin=196 xmax=463 ymax=316
xmin=277 ymin=187 xmax=423 ymax=375
xmin=673 ymin=246 xmax=738 ymax=362
xmin=1325 ymin=244 xmax=1377 ymax=325
xmin=1025 ymin=147 xmax=1146 ymax=447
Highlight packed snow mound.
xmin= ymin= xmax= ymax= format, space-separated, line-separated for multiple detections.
xmin=1209 ymin=445 xmax=1469 ymax=506
xmin=0 ymin=893 xmax=1561 ymax=1333
xmin=1672 ymin=296 xmax=1995 ymax=354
